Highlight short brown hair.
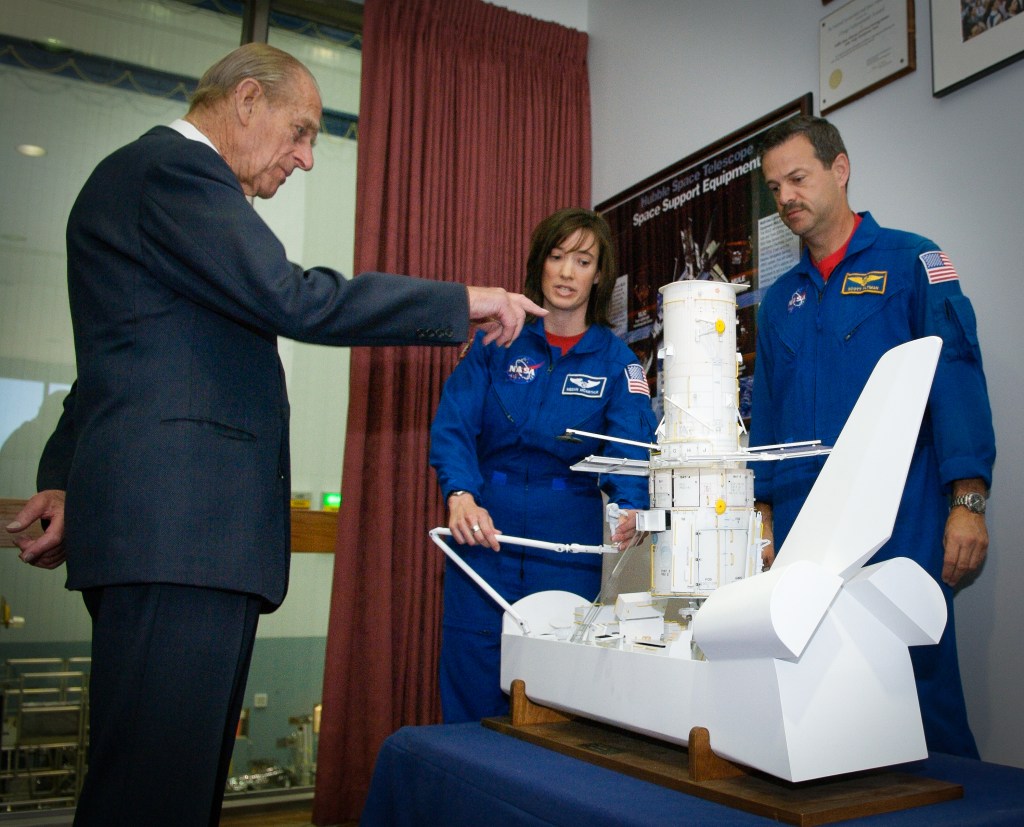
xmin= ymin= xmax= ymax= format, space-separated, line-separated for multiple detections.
xmin=758 ymin=115 xmax=848 ymax=170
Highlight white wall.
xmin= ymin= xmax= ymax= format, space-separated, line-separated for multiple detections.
xmin=587 ymin=0 xmax=1024 ymax=769
xmin=488 ymin=0 xmax=588 ymax=29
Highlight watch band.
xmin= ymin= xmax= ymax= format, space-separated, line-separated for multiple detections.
xmin=950 ymin=492 xmax=986 ymax=514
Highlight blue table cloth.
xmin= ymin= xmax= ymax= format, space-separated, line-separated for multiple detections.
xmin=361 ymin=722 xmax=1024 ymax=826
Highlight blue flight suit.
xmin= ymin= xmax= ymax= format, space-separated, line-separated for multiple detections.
xmin=751 ymin=212 xmax=995 ymax=757
xmin=430 ymin=318 xmax=658 ymax=722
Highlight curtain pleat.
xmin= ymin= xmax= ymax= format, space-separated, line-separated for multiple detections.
xmin=312 ymin=1 xmax=590 ymax=821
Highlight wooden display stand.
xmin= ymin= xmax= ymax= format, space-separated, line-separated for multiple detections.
xmin=482 ymin=680 xmax=962 ymax=826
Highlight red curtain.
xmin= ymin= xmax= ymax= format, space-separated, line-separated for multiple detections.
xmin=312 ymin=0 xmax=591 ymax=822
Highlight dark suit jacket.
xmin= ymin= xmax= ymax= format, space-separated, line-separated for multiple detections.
xmin=39 ymin=126 xmax=467 ymax=609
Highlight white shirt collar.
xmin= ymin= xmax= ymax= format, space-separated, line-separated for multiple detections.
xmin=168 ymin=118 xmax=220 ymax=155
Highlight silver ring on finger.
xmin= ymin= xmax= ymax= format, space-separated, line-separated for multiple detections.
xmin=472 ymin=524 xmax=481 ymax=533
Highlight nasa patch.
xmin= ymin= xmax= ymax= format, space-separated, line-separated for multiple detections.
xmin=788 ymin=288 xmax=807 ymax=313
xmin=506 ymin=357 xmax=543 ymax=384
xmin=562 ymin=374 xmax=607 ymax=398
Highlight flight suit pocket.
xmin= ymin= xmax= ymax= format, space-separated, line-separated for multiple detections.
xmin=935 ymin=294 xmax=982 ymax=362
xmin=834 ymin=282 xmax=909 ymax=349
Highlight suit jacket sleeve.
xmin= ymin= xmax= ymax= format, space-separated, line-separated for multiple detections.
xmin=135 ymin=132 xmax=468 ymax=347
xmin=36 ymin=381 xmax=77 ymax=491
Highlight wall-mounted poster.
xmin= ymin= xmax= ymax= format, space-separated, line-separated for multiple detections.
xmin=596 ymin=95 xmax=812 ymax=424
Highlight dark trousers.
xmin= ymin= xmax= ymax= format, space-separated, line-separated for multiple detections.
xmin=74 ymin=583 xmax=262 ymax=826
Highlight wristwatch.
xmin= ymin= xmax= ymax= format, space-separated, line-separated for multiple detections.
xmin=447 ymin=490 xmax=471 ymax=501
xmin=950 ymin=492 xmax=987 ymax=515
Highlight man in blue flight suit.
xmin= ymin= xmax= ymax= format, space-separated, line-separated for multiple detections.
xmin=751 ymin=115 xmax=995 ymax=757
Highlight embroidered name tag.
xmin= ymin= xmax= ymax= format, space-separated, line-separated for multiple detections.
xmin=562 ymin=374 xmax=606 ymax=398
xmin=841 ymin=271 xmax=887 ymax=295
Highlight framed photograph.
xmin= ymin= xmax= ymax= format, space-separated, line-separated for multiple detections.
xmin=932 ymin=0 xmax=1024 ymax=96
xmin=595 ymin=95 xmax=812 ymax=423
xmin=819 ymin=0 xmax=916 ymax=114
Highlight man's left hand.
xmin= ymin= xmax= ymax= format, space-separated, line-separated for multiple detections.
xmin=942 ymin=507 xmax=988 ymax=587
xmin=6 ymin=490 xmax=67 ymax=569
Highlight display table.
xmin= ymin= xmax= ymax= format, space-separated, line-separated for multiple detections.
xmin=361 ymin=722 xmax=1024 ymax=826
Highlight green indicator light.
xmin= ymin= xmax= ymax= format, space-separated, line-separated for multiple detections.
xmin=322 ymin=492 xmax=342 ymax=511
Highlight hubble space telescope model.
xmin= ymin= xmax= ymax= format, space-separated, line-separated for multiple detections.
xmin=430 ymin=279 xmax=946 ymax=783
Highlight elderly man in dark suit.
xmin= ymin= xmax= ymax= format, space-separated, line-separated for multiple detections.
xmin=5 ymin=43 xmax=542 ymax=826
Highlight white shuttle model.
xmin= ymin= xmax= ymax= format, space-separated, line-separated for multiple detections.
xmin=431 ymin=279 xmax=945 ymax=783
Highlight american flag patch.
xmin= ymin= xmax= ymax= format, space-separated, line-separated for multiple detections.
xmin=625 ymin=363 xmax=650 ymax=396
xmin=920 ymin=250 xmax=959 ymax=284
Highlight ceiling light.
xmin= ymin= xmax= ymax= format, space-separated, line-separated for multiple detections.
xmin=16 ymin=144 xmax=46 ymax=157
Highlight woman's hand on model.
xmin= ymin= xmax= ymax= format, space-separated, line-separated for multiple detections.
xmin=611 ymin=509 xmax=647 ymax=552
xmin=448 ymin=491 xmax=501 ymax=551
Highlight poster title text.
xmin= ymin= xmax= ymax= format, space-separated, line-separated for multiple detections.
xmin=632 ymin=147 xmax=761 ymax=228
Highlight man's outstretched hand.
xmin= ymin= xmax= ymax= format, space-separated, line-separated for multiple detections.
xmin=466 ymin=286 xmax=546 ymax=347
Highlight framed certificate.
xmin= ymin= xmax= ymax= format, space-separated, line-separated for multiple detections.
xmin=819 ymin=0 xmax=916 ymax=114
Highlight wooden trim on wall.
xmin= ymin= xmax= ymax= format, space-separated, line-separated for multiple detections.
xmin=1 ymin=498 xmax=337 ymax=553
xmin=290 ymin=509 xmax=339 ymax=553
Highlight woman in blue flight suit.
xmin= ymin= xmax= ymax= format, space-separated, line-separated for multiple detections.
xmin=430 ymin=208 xmax=658 ymax=723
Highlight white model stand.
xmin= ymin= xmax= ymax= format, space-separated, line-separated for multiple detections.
xmin=512 ymin=336 xmax=944 ymax=781
xmin=431 ymin=279 xmax=944 ymax=781
xmin=433 ymin=335 xmax=945 ymax=782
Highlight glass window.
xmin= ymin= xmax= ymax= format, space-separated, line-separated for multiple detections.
xmin=0 ymin=0 xmax=359 ymax=812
